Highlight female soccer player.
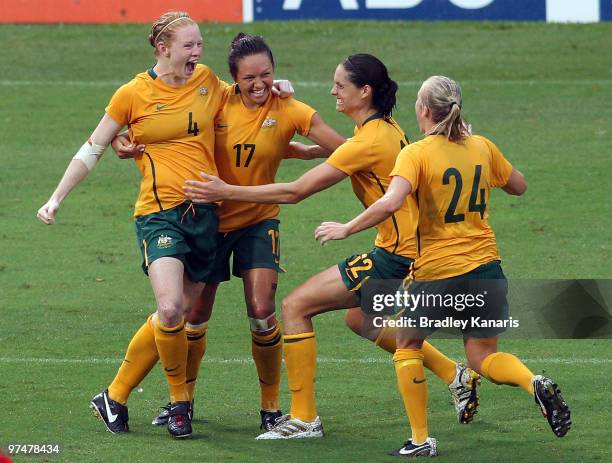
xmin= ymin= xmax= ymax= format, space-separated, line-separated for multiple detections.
xmin=314 ymin=75 xmax=571 ymax=456
xmin=36 ymin=12 xmax=275 ymax=439
xmin=184 ymin=55 xmax=479 ymax=439
xmin=117 ymin=32 xmax=345 ymax=431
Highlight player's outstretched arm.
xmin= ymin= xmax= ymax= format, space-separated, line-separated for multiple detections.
xmin=185 ymin=162 xmax=347 ymax=205
xmin=285 ymin=113 xmax=346 ymax=160
xmin=315 ymin=175 xmax=412 ymax=244
xmin=304 ymin=113 xmax=347 ymax=159
xmin=502 ymin=168 xmax=527 ymax=196
xmin=36 ymin=114 xmax=122 ymax=225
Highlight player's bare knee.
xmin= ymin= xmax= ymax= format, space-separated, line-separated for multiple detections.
xmin=156 ymin=300 xmax=184 ymax=327
xmin=188 ymin=296 xmax=213 ymax=325
xmin=281 ymin=294 xmax=307 ymax=324
xmin=246 ymin=297 xmax=276 ymax=322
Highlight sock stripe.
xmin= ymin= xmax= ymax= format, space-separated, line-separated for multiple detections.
xmin=253 ymin=332 xmax=282 ymax=347
xmin=158 ymin=324 xmax=185 ymax=334
xmin=284 ymin=335 xmax=314 ymax=344
xmin=187 ymin=333 xmax=206 ymax=341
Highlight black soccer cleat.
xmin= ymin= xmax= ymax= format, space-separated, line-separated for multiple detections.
xmin=90 ymin=389 xmax=129 ymax=434
xmin=152 ymin=401 xmax=194 ymax=426
xmin=260 ymin=409 xmax=283 ymax=431
xmin=152 ymin=403 xmax=171 ymax=426
xmin=390 ymin=437 xmax=438 ymax=457
xmin=167 ymin=401 xmax=193 ymax=438
xmin=533 ymin=375 xmax=571 ymax=437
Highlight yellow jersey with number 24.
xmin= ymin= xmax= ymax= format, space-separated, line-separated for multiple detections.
xmin=391 ymin=134 xmax=513 ymax=280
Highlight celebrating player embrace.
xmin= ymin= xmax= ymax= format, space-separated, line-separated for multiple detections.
xmin=185 ymin=55 xmax=481 ymax=440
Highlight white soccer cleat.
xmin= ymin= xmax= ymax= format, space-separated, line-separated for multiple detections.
xmin=255 ymin=415 xmax=324 ymax=440
xmin=448 ymin=363 xmax=481 ymax=424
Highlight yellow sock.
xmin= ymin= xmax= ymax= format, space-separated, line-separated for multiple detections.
xmin=376 ymin=328 xmax=456 ymax=385
xmin=108 ymin=315 xmax=159 ymax=405
xmin=284 ymin=332 xmax=317 ymax=421
xmin=251 ymin=322 xmax=282 ymax=411
xmin=422 ymin=342 xmax=457 ymax=385
xmin=481 ymin=352 xmax=535 ymax=395
xmin=154 ymin=317 xmax=189 ymax=403
xmin=186 ymin=322 xmax=208 ymax=402
xmin=394 ymin=348 xmax=429 ymax=444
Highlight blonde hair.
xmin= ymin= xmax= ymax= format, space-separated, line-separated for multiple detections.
xmin=419 ymin=75 xmax=470 ymax=143
xmin=148 ymin=11 xmax=195 ymax=52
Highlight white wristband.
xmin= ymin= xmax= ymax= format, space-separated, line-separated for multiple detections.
xmin=73 ymin=139 xmax=106 ymax=171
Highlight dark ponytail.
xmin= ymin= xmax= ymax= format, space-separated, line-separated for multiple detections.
xmin=228 ymin=32 xmax=275 ymax=80
xmin=342 ymin=53 xmax=397 ymax=119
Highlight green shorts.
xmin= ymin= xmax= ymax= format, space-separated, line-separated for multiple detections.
xmin=403 ymin=260 xmax=509 ymax=339
xmin=135 ymin=202 xmax=219 ymax=283
xmin=338 ymin=247 xmax=414 ymax=303
xmin=206 ymin=219 xmax=283 ymax=284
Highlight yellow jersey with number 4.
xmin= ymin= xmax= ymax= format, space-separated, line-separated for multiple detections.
xmin=106 ymin=64 xmax=228 ymax=217
xmin=390 ymin=134 xmax=513 ymax=279
xmin=326 ymin=114 xmax=417 ymax=259
xmin=214 ymin=86 xmax=316 ymax=232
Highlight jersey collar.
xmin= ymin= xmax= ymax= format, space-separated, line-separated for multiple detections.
xmin=362 ymin=112 xmax=384 ymax=126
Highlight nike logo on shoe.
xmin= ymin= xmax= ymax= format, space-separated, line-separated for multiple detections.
xmin=104 ymin=393 xmax=119 ymax=423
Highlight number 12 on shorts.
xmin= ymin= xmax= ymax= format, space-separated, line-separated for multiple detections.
xmin=347 ymin=253 xmax=373 ymax=281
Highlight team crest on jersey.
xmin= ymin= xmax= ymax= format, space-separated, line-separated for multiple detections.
xmin=157 ymin=235 xmax=173 ymax=249
xmin=261 ymin=118 xmax=277 ymax=128
xmin=199 ymin=87 xmax=208 ymax=96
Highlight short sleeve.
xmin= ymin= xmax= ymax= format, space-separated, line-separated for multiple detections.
xmin=325 ymin=138 xmax=369 ymax=176
xmin=390 ymin=145 xmax=421 ymax=193
xmin=483 ymin=137 xmax=513 ymax=188
xmin=284 ymin=98 xmax=316 ymax=136
xmin=104 ymin=82 xmax=134 ymax=127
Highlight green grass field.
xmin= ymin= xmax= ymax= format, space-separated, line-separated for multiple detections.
xmin=0 ymin=20 xmax=611 ymax=462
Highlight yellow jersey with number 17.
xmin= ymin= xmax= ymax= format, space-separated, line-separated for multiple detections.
xmin=106 ymin=64 xmax=228 ymax=218
xmin=326 ymin=114 xmax=417 ymax=259
xmin=390 ymin=134 xmax=513 ymax=280
xmin=214 ymin=86 xmax=316 ymax=232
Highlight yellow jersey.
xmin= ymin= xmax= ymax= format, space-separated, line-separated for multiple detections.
xmin=214 ymin=86 xmax=316 ymax=232
xmin=106 ymin=64 xmax=228 ymax=217
xmin=326 ymin=114 xmax=417 ymax=258
xmin=390 ymin=134 xmax=513 ymax=279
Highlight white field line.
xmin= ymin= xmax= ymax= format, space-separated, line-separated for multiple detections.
xmin=0 ymin=356 xmax=610 ymax=366
xmin=0 ymin=79 xmax=611 ymax=88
